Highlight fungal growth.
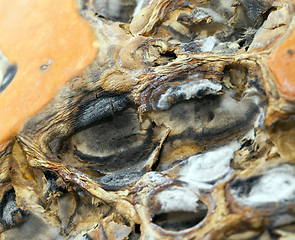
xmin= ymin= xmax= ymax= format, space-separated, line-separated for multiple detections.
xmin=0 ymin=0 xmax=295 ymax=239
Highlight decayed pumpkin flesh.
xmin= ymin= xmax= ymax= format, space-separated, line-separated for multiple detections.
xmin=2 ymin=0 xmax=295 ymax=239
xmin=0 ymin=0 xmax=97 ymax=145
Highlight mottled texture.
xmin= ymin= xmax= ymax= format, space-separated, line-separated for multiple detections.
xmin=1 ymin=0 xmax=295 ymax=239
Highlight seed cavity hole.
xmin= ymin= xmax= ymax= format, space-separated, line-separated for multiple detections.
xmin=153 ymin=51 xmax=178 ymax=66
xmin=128 ymin=224 xmax=141 ymax=240
xmin=152 ymin=208 xmax=208 ymax=231
xmin=152 ymin=187 xmax=208 ymax=231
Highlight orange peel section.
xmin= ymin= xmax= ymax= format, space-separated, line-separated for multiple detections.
xmin=0 ymin=0 xmax=97 ymax=145
xmin=268 ymin=28 xmax=295 ymax=101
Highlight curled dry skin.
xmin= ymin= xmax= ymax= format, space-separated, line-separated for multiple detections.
xmin=0 ymin=0 xmax=295 ymax=239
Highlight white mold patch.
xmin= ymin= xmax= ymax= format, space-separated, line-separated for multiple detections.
xmin=2 ymin=199 xmax=18 ymax=226
xmin=192 ymin=9 xmax=210 ymax=22
xmin=255 ymin=109 xmax=266 ymax=129
xmin=147 ymin=172 xmax=170 ymax=184
xmin=198 ymin=7 xmax=226 ymax=22
xmin=231 ymin=166 xmax=295 ymax=207
xmin=178 ymin=141 xmax=240 ymax=188
xmin=155 ymin=187 xmax=203 ymax=214
xmin=152 ymin=79 xmax=222 ymax=110
xmin=199 ymin=36 xmax=218 ymax=52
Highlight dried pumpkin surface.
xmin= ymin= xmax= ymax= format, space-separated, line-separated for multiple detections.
xmin=1 ymin=0 xmax=295 ymax=240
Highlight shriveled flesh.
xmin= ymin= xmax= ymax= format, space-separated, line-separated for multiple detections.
xmin=1 ymin=0 xmax=295 ymax=240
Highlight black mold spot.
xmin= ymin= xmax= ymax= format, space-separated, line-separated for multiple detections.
xmin=250 ymin=75 xmax=266 ymax=96
xmin=287 ymin=49 xmax=294 ymax=56
xmin=0 ymin=64 xmax=17 ymax=93
xmin=229 ymin=176 xmax=261 ymax=197
xmin=42 ymin=170 xmax=68 ymax=194
xmin=74 ymin=93 xmax=130 ymax=132
xmin=97 ymin=169 xmax=146 ymax=190
xmin=179 ymin=42 xmax=202 ymax=53
xmin=82 ymin=233 xmax=93 ymax=240
xmin=0 ymin=187 xmax=30 ymax=231
xmin=207 ymin=111 xmax=215 ymax=122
